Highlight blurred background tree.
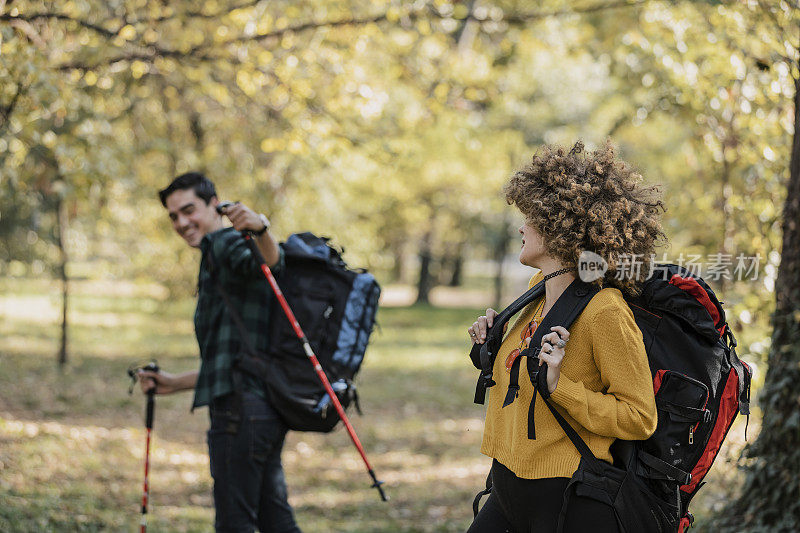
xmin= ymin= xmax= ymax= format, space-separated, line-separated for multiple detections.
xmin=1 ymin=0 xmax=798 ymax=528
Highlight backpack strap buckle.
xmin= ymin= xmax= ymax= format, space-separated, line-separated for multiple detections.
xmin=474 ymin=371 xmax=496 ymax=404
xmin=637 ymin=449 xmax=692 ymax=485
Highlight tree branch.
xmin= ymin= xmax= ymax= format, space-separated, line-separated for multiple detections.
xmin=57 ymin=46 xmax=219 ymax=71
xmin=502 ymin=0 xmax=650 ymax=24
xmin=0 ymin=12 xmax=118 ymax=38
xmin=54 ymin=0 xmax=652 ymax=72
xmin=0 ymin=81 xmax=26 ymax=135
xmin=225 ymin=12 xmax=389 ymax=46
xmin=125 ymin=0 xmax=261 ymax=25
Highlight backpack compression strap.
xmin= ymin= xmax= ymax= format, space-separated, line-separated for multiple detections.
xmin=472 ymin=281 xmax=546 ymax=405
xmin=502 ymin=279 xmax=598 ymax=439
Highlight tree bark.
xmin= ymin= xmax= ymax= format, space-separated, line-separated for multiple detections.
xmin=391 ymin=245 xmax=405 ymax=283
xmin=717 ymin=53 xmax=800 ymax=532
xmin=448 ymin=249 xmax=464 ymax=287
xmin=55 ymin=190 xmax=69 ymax=370
xmin=718 ymin=141 xmax=734 ymax=294
xmin=415 ymin=231 xmax=434 ymax=305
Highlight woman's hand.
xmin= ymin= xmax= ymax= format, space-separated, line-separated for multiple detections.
xmin=539 ymin=326 xmax=570 ymax=394
xmin=468 ymin=308 xmax=499 ymax=344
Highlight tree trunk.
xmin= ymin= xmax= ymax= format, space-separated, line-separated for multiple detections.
xmin=449 ymin=249 xmax=464 ymax=287
xmin=391 ymin=243 xmax=405 ymax=282
xmin=718 ymin=144 xmax=733 ymax=294
xmin=718 ymin=59 xmax=800 ymax=532
xmin=55 ymin=191 xmax=69 ymax=370
xmin=415 ymin=231 xmax=434 ymax=305
xmin=190 ymin=110 xmax=205 ymax=160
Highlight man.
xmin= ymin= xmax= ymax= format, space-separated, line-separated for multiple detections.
xmin=139 ymin=172 xmax=302 ymax=533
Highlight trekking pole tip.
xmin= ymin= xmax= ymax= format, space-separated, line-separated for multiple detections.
xmin=373 ymin=480 xmax=389 ymax=502
xmin=368 ymin=469 xmax=389 ymax=502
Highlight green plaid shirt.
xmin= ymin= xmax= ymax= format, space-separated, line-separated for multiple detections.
xmin=192 ymin=227 xmax=284 ymax=410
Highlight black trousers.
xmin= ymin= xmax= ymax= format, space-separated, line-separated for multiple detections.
xmin=467 ymin=460 xmax=619 ymax=533
xmin=208 ymin=391 xmax=302 ymax=533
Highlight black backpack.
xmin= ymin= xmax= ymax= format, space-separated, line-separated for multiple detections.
xmin=470 ymin=264 xmax=752 ymax=532
xmin=215 ymin=232 xmax=381 ymax=433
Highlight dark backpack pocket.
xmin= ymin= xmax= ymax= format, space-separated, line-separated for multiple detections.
xmin=645 ymin=370 xmax=710 ymax=473
xmin=272 ymin=287 xmax=336 ymax=358
xmin=559 ymin=457 xmax=679 ymax=533
xmin=234 ymin=345 xmax=353 ymax=434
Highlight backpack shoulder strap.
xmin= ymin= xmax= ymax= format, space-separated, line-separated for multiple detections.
xmin=519 ymin=279 xmax=599 ymax=439
xmin=541 ymin=394 xmax=597 ymax=461
xmin=469 ymin=281 xmax=544 ymax=370
xmin=205 ymin=248 xmax=256 ymax=355
xmin=530 ymin=280 xmax=601 ymax=452
xmin=472 ymin=280 xmax=545 ymax=404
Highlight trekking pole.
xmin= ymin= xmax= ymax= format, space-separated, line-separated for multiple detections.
xmin=128 ymin=362 xmax=160 ymax=531
xmin=220 ymin=209 xmax=387 ymax=502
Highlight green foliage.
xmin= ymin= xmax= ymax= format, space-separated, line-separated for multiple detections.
xmin=2 ymin=0 xmax=797 ymax=526
xmin=0 ymin=1 xmax=787 ymax=305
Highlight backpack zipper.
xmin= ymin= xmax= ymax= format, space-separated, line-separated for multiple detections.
xmin=660 ymin=370 xmax=710 ymax=445
xmin=690 ymin=382 xmax=710 ymax=445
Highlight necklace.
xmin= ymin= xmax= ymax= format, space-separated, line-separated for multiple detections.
xmin=542 ymin=267 xmax=573 ymax=282
xmin=503 ymin=267 xmax=572 ymax=372
xmin=505 ymin=297 xmax=546 ymax=372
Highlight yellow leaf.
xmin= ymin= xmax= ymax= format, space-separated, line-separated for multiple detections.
xmin=131 ymin=61 xmax=148 ymax=79
xmin=143 ymin=29 xmax=159 ymax=44
xmin=42 ymin=131 xmax=57 ymax=148
xmin=417 ymin=19 xmax=431 ymax=35
xmin=288 ymin=139 xmax=305 ymax=154
xmin=257 ymin=50 xmax=274 ymax=66
xmin=386 ymin=7 xmax=401 ymax=23
xmin=453 ymin=4 xmax=469 ymax=19
xmin=260 ymin=138 xmax=285 ymax=153
xmin=434 ymin=83 xmax=449 ymax=102
xmin=119 ymin=25 xmax=137 ymax=41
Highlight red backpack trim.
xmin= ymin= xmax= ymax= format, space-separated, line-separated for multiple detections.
xmin=652 ymin=369 xmax=667 ymax=394
xmin=680 ymin=369 xmax=740 ymax=494
xmin=668 ymin=274 xmax=725 ymax=336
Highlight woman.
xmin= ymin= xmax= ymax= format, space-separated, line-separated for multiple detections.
xmin=466 ymin=141 xmax=664 ymax=533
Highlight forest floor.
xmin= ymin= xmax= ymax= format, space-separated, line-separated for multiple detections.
xmin=0 ymin=278 xmax=755 ymax=532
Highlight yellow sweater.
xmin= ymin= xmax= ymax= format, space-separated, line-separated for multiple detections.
xmin=480 ymin=272 xmax=657 ymax=479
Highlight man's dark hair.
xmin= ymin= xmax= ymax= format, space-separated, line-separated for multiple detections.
xmin=159 ymin=172 xmax=217 ymax=207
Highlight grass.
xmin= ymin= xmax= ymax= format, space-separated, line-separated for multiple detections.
xmin=0 ymin=278 xmax=758 ymax=532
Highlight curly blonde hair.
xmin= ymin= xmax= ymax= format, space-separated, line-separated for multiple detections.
xmin=504 ymin=141 xmax=666 ymax=295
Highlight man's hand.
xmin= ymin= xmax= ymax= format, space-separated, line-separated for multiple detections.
xmin=138 ymin=369 xmax=198 ymax=395
xmin=218 ymin=201 xmax=279 ymax=267
xmin=219 ymin=202 xmax=268 ymax=234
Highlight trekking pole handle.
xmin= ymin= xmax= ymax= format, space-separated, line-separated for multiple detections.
xmin=215 ymin=201 xmax=237 ymax=215
xmin=139 ymin=363 xmax=159 ymax=430
xmin=128 ymin=361 xmax=160 ymax=395
xmin=145 ymin=389 xmax=156 ymax=430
